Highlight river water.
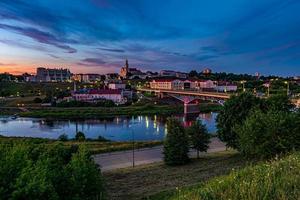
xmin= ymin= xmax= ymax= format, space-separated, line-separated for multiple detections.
xmin=0 ymin=113 xmax=217 ymax=141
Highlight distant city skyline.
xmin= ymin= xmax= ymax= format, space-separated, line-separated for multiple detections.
xmin=0 ymin=0 xmax=300 ymax=76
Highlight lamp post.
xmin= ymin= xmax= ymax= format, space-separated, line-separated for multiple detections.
xmin=284 ymin=81 xmax=289 ymax=96
xmin=240 ymin=81 xmax=246 ymax=92
xmin=132 ymin=129 xmax=135 ymax=168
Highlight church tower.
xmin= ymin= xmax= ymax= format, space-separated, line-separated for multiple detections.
xmin=120 ymin=59 xmax=130 ymax=78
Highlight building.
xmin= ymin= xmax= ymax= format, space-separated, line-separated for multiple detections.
xmin=120 ymin=59 xmax=145 ymax=79
xmin=72 ymin=74 xmax=103 ymax=83
xmin=150 ymin=79 xmax=196 ymax=90
xmin=72 ymin=89 xmax=126 ymax=104
xmin=36 ymin=67 xmax=71 ymax=82
xmin=108 ymin=83 xmax=126 ymax=90
xmin=159 ymin=70 xmax=188 ymax=79
xmin=195 ymin=80 xmax=216 ymax=90
xmin=216 ymin=82 xmax=238 ymax=92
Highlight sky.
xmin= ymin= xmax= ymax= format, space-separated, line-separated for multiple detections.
xmin=0 ymin=0 xmax=300 ymax=76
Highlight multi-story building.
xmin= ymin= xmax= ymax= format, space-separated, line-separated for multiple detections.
xmin=202 ymin=68 xmax=212 ymax=74
xmin=36 ymin=67 xmax=71 ymax=82
xmin=72 ymin=89 xmax=126 ymax=104
xmin=195 ymin=80 xmax=216 ymax=90
xmin=72 ymin=74 xmax=103 ymax=83
xmin=216 ymin=82 xmax=238 ymax=92
xmin=159 ymin=70 xmax=188 ymax=79
xmin=150 ymin=79 xmax=196 ymax=90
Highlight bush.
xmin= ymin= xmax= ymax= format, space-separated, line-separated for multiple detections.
xmin=75 ymin=131 xmax=86 ymax=141
xmin=0 ymin=142 xmax=106 ymax=199
xmin=33 ymin=97 xmax=42 ymax=103
xmin=216 ymin=93 xmax=262 ymax=149
xmin=171 ymin=152 xmax=300 ymax=200
xmin=58 ymin=134 xmax=69 ymax=141
xmin=235 ymin=110 xmax=300 ymax=158
xmin=186 ymin=120 xmax=210 ymax=158
xmin=163 ymin=118 xmax=189 ymax=165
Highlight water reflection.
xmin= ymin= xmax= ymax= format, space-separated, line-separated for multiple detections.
xmin=0 ymin=113 xmax=217 ymax=141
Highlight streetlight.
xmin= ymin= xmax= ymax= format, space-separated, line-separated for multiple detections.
xmin=284 ymin=81 xmax=289 ymax=96
xmin=240 ymin=81 xmax=246 ymax=92
xmin=128 ymin=124 xmax=135 ymax=168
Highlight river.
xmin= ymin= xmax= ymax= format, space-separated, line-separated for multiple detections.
xmin=0 ymin=112 xmax=217 ymax=141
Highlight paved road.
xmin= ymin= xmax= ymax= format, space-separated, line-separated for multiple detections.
xmin=93 ymin=138 xmax=226 ymax=172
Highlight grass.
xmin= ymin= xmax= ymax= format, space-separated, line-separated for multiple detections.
xmin=0 ymin=136 xmax=162 ymax=154
xmin=18 ymin=104 xmax=183 ymax=119
xmin=103 ymin=151 xmax=250 ymax=200
xmin=154 ymin=152 xmax=300 ymax=200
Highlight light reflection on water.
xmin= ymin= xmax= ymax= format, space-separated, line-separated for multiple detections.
xmin=0 ymin=113 xmax=217 ymax=141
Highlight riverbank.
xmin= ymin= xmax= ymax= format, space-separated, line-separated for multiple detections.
xmin=2 ymin=103 xmax=221 ymax=119
xmin=0 ymin=136 xmax=163 ymax=154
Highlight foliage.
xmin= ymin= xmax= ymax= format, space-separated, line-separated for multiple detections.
xmin=186 ymin=120 xmax=210 ymax=158
xmin=56 ymin=100 xmax=115 ymax=107
xmin=166 ymin=152 xmax=300 ymax=200
xmin=235 ymin=110 xmax=300 ymax=158
xmin=163 ymin=118 xmax=189 ymax=165
xmin=75 ymin=131 xmax=86 ymax=141
xmin=266 ymin=94 xmax=294 ymax=112
xmin=33 ymin=97 xmax=43 ymax=103
xmin=0 ymin=142 xmax=106 ymax=200
xmin=216 ymin=93 xmax=262 ymax=149
xmin=58 ymin=134 xmax=69 ymax=141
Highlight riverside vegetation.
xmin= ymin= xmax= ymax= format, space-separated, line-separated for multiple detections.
xmin=146 ymin=93 xmax=300 ymax=199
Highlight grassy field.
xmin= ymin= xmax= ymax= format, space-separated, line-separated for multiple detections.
xmin=0 ymin=136 xmax=162 ymax=154
xmin=160 ymin=152 xmax=300 ymax=200
xmin=103 ymin=151 xmax=250 ymax=200
xmin=17 ymin=104 xmax=183 ymax=119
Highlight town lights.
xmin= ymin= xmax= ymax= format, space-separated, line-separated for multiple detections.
xmin=284 ymin=81 xmax=289 ymax=96
xmin=240 ymin=81 xmax=246 ymax=92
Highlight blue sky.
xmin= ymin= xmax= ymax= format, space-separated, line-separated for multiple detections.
xmin=0 ymin=0 xmax=299 ymax=76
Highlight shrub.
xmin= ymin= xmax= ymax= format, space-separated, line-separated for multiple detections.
xmin=33 ymin=97 xmax=42 ymax=103
xmin=58 ymin=134 xmax=69 ymax=141
xmin=235 ymin=110 xmax=300 ymax=158
xmin=163 ymin=118 xmax=189 ymax=165
xmin=171 ymin=152 xmax=300 ymax=200
xmin=216 ymin=93 xmax=262 ymax=149
xmin=0 ymin=143 xmax=106 ymax=199
xmin=186 ymin=120 xmax=210 ymax=158
xmin=75 ymin=131 xmax=86 ymax=142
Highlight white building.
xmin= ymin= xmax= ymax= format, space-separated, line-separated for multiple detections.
xmin=150 ymin=79 xmax=196 ymax=90
xmin=72 ymin=89 xmax=125 ymax=104
xmin=108 ymin=83 xmax=126 ymax=90
xmin=195 ymin=80 xmax=216 ymax=90
xmin=216 ymin=82 xmax=237 ymax=92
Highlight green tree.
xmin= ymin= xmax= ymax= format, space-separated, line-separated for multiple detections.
xmin=75 ymin=131 xmax=86 ymax=142
xmin=67 ymin=146 xmax=105 ymax=200
xmin=266 ymin=94 xmax=294 ymax=112
xmin=163 ymin=118 xmax=189 ymax=165
xmin=235 ymin=110 xmax=300 ymax=158
xmin=58 ymin=134 xmax=69 ymax=141
xmin=186 ymin=121 xmax=210 ymax=158
xmin=216 ymin=93 xmax=262 ymax=149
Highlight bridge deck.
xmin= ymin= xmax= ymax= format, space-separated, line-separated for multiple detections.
xmin=137 ymin=88 xmax=232 ymax=99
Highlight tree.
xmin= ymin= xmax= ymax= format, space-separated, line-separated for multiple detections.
xmin=58 ymin=134 xmax=68 ymax=141
xmin=75 ymin=131 xmax=85 ymax=142
xmin=163 ymin=118 xmax=189 ymax=165
xmin=67 ymin=146 xmax=105 ymax=199
xmin=189 ymin=70 xmax=198 ymax=78
xmin=266 ymin=94 xmax=294 ymax=112
xmin=216 ymin=93 xmax=262 ymax=149
xmin=235 ymin=110 xmax=300 ymax=158
xmin=186 ymin=120 xmax=210 ymax=158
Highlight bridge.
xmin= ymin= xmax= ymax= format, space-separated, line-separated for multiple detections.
xmin=137 ymin=88 xmax=232 ymax=114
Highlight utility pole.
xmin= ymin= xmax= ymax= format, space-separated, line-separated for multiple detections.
xmin=285 ymin=81 xmax=290 ymax=96
xmin=132 ymin=129 xmax=135 ymax=168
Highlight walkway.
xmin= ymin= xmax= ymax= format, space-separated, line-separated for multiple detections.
xmin=93 ymin=138 xmax=226 ymax=171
